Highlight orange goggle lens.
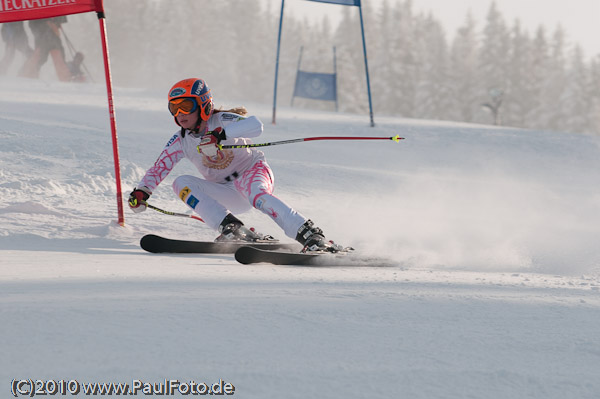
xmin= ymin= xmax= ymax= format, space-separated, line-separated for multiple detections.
xmin=168 ymin=98 xmax=198 ymax=116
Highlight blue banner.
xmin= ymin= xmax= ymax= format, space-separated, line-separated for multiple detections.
xmin=293 ymin=71 xmax=337 ymax=102
xmin=305 ymin=0 xmax=360 ymax=6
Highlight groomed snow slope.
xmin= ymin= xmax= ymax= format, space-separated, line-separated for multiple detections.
xmin=1 ymin=78 xmax=600 ymax=398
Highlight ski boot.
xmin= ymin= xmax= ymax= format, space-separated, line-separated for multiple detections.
xmin=296 ymin=219 xmax=344 ymax=253
xmin=215 ymin=213 xmax=275 ymax=242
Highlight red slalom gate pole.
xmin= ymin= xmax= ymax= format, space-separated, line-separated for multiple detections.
xmin=98 ymin=10 xmax=125 ymax=226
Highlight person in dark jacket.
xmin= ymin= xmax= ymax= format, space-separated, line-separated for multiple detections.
xmin=0 ymin=22 xmax=33 ymax=75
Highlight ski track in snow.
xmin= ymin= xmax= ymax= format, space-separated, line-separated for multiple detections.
xmin=1 ymin=78 xmax=600 ymax=398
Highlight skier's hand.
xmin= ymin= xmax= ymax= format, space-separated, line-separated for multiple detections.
xmin=197 ymin=131 xmax=222 ymax=158
xmin=128 ymin=187 xmax=151 ymax=213
xmin=208 ymin=127 xmax=226 ymax=143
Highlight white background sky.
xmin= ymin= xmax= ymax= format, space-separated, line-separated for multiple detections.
xmin=277 ymin=0 xmax=600 ymax=58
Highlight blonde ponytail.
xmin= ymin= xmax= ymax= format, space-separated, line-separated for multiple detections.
xmin=214 ymin=106 xmax=248 ymax=116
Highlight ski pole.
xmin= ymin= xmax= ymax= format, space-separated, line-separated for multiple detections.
xmin=143 ymin=201 xmax=204 ymax=223
xmin=219 ymin=134 xmax=403 ymax=150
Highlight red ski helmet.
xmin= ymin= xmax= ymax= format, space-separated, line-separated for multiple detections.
xmin=168 ymin=78 xmax=213 ymax=122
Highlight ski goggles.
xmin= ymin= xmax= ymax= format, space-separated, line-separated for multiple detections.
xmin=168 ymin=98 xmax=198 ymax=116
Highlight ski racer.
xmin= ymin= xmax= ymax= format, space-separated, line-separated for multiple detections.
xmin=128 ymin=78 xmax=341 ymax=252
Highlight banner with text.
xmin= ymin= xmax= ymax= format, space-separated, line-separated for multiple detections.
xmin=0 ymin=0 xmax=102 ymax=23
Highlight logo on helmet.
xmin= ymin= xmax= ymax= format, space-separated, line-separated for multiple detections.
xmin=200 ymin=92 xmax=211 ymax=103
xmin=191 ymin=80 xmax=205 ymax=96
xmin=169 ymin=87 xmax=186 ymax=97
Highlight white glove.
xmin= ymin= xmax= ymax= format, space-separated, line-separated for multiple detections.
xmin=197 ymin=128 xmax=226 ymax=158
xmin=197 ymin=134 xmax=220 ymax=158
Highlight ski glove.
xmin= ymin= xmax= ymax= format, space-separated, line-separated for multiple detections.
xmin=208 ymin=127 xmax=227 ymax=142
xmin=197 ymin=128 xmax=226 ymax=158
xmin=128 ymin=187 xmax=151 ymax=213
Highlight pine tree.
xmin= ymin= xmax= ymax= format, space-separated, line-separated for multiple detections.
xmin=505 ymin=20 xmax=532 ymax=127
xmin=333 ymin=6 xmax=364 ymax=113
xmin=389 ymin=0 xmax=418 ymax=117
xmin=478 ymin=1 xmax=511 ymax=125
xmin=589 ymin=55 xmax=600 ymax=133
xmin=527 ymin=26 xmax=550 ymax=129
xmin=542 ymin=26 xmax=569 ymax=131
xmin=370 ymin=0 xmax=394 ymax=115
xmin=228 ymin=0 xmax=275 ymax=103
xmin=448 ymin=12 xmax=479 ymax=122
xmin=414 ymin=13 xmax=451 ymax=120
xmin=563 ymin=46 xmax=592 ymax=133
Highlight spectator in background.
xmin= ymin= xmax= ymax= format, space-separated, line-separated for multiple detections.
xmin=0 ymin=22 xmax=33 ymax=75
xmin=20 ymin=16 xmax=71 ymax=81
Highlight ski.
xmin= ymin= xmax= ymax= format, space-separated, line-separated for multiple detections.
xmin=234 ymin=246 xmax=356 ymax=266
xmin=140 ymin=234 xmax=300 ymax=254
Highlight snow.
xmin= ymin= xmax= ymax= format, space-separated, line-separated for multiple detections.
xmin=1 ymin=77 xmax=600 ymax=398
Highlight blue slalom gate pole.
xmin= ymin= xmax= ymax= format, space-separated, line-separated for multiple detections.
xmin=358 ymin=1 xmax=375 ymax=127
xmin=272 ymin=0 xmax=285 ymax=125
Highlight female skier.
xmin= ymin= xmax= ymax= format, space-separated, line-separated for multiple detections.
xmin=128 ymin=78 xmax=340 ymax=252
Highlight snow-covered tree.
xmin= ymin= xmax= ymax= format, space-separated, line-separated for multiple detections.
xmin=414 ymin=13 xmax=452 ymax=120
xmin=562 ymin=46 xmax=592 ymax=133
xmin=542 ymin=26 xmax=569 ymax=131
xmin=448 ymin=12 xmax=479 ymax=123
xmin=36 ymin=0 xmax=600 ymax=135
xmin=504 ymin=20 xmax=532 ymax=127
xmin=477 ymin=1 xmax=511 ymax=124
